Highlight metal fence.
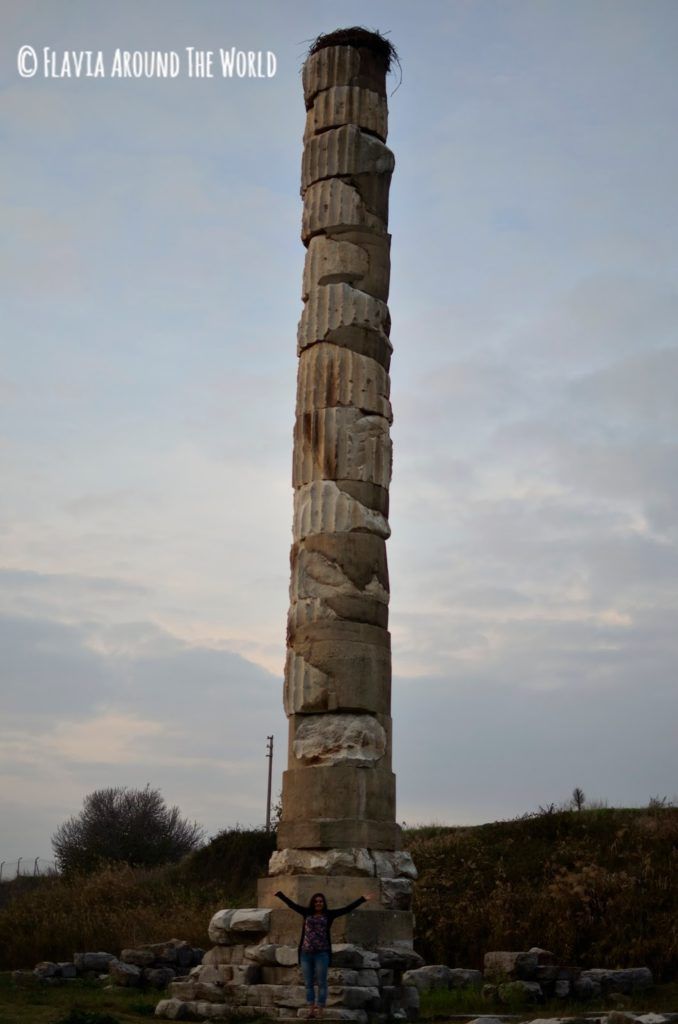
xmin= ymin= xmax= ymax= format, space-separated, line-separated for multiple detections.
xmin=0 ymin=857 xmax=57 ymax=881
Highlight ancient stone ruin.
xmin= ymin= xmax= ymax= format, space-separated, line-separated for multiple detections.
xmin=157 ymin=25 xmax=421 ymax=1023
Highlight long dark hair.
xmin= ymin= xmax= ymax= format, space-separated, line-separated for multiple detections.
xmin=308 ymin=891 xmax=328 ymax=912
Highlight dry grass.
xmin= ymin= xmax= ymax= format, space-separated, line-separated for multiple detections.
xmin=408 ymin=806 xmax=678 ymax=981
xmin=0 ymin=827 xmax=275 ymax=971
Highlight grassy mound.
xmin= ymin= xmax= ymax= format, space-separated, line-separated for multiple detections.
xmin=408 ymin=806 xmax=678 ymax=980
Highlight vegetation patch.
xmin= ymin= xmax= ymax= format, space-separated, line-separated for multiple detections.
xmin=408 ymin=806 xmax=678 ymax=980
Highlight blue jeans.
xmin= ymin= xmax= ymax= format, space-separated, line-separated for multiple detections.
xmin=300 ymin=950 xmax=330 ymax=1006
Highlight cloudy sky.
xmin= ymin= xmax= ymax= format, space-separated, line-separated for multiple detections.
xmin=1 ymin=0 xmax=677 ymax=869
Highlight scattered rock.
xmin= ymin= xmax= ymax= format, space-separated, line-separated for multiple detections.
xmin=402 ymin=965 xmax=453 ymax=992
xmin=109 ymin=959 xmax=142 ymax=986
xmin=145 ymin=967 xmax=177 ymax=989
xmin=73 ymin=951 xmax=116 ymax=972
xmin=485 ymin=950 xmax=539 ymax=981
xmin=33 ymin=961 xmax=59 ymax=979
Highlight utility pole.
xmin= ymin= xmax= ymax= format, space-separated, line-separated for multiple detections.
xmin=265 ymin=735 xmax=274 ymax=831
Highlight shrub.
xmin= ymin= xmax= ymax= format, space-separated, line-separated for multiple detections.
xmin=52 ymin=786 xmax=205 ymax=873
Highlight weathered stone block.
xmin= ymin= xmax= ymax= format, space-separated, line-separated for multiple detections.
xmin=208 ymin=908 xmax=271 ymax=945
xmin=299 ymin=283 xmax=390 ymax=351
xmin=301 ymin=180 xmax=386 ymax=244
xmin=294 ymin=533 xmax=388 ymax=589
xmin=267 ymin=848 xmax=377 ymax=879
xmin=572 ymin=976 xmax=601 ymax=999
xmin=302 ymin=237 xmax=369 ymax=299
xmin=109 ymin=959 xmax=142 ymax=986
xmin=284 ymin=643 xmax=390 ymax=715
xmin=296 ymin=344 xmax=391 ymax=421
xmin=326 ymin=985 xmax=380 ymax=1008
xmin=291 ymin=713 xmax=387 ymax=767
xmin=287 ymin=594 xmax=388 ymax=632
xmin=260 ymin=874 xmax=381 ymax=916
xmin=34 ymin=962 xmax=58 ymax=979
xmin=302 ymin=45 xmax=387 ymax=105
xmin=292 ymin=619 xmax=389 ymax=649
xmin=333 ymin=945 xmax=380 ymax=969
xmin=579 ymin=968 xmax=653 ymax=994
xmin=336 ymin=478 xmax=389 ymax=515
xmin=189 ymin=1003 xmax=233 ymax=1020
xmin=484 ymin=950 xmax=539 ymax=981
xmin=202 ymin=945 xmax=245 ymax=966
xmin=260 ymin=966 xmax=302 ymax=985
xmin=145 ymin=967 xmax=177 ymax=989
xmin=230 ymin=908 xmax=272 ymax=933
xmin=244 ymin=944 xmax=279 ymax=965
xmin=340 ymin=913 xmax=414 ymax=948
xmin=380 ymin=878 xmax=413 ymax=910
xmin=302 ymin=46 xmax=360 ymax=105
xmin=326 ymin=229 xmax=390 ymax=301
xmin=293 ymin=407 xmax=392 ymax=490
xmin=281 ymin=764 xmax=395 ymax=822
xmin=272 ymin=984 xmax=308 ymax=1007
xmin=375 ymin=947 xmax=423 ymax=971
xmin=372 ymin=851 xmax=417 ymax=880
xmin=349 ymin=172 xmax=392 ymax=223
xmin=231 ymin=963 xmax=261 ymax=984
xmin=289 ymin=536 xmax=390 ymax=629
xmin=170 ymin=979 xmax=225 ymax=1003
xmin=277 ymin=819 xmax=401 ymax=851
xmin=265 ymin=849 xmax=415 ymax=881
xmin=329 ymin=968 xmax=361 ymax=986
xmin=302 ymin=126 xmax=394 ymax=193
xmin=58 ymin=963 xmax=77 ymax=979
xmin=402 ymin=965 xmax=452 ymax=992
xmin=138 ymin=940 xmax=194 ymax=969
xmin=73 ymin=952 xmax=116 ymax=972
xmin=155 ymin=999 xmax=189 ymax=1020
xmin=293 ymin=481 xmax=390 ymax=542
xmin=305 ymin=87 xmax=388 ymax=141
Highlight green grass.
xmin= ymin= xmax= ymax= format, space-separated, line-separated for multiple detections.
xmin=419 ymin=981 xmax=678 ymax=1019
xmin=0 ymin=973 xmax=159 ymax=1024
xmin=2 ymin=974 xmax=677 ymax=1024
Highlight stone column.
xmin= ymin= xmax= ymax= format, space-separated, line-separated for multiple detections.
xmin=258 ymin=24 xmax=418 ymax=961
xmin=157 ymin=29 xmax=420 ymax=1023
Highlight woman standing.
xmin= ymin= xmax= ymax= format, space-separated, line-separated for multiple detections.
xmin=275 ymin=889 xmax=373 ymax=1017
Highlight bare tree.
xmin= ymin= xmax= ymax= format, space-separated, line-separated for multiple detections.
xmin=571 ymin=786 xmax=586 ymax=812
xmin=52 ymin=785 xmax=205 ymax=873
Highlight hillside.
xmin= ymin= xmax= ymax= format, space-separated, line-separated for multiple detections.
xmin=0 ymin=809 xmax=675 ymax=978
xmin=408 ymin=806 xmax=677 ymax=980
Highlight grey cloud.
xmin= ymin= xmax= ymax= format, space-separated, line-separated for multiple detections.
xmin=1 ymin=615 xmax=114 ymax=718
xmin=571 ymin=348 xmax=678 ymax=433
xmin=393 ymin=669 xmax=677 ymax=825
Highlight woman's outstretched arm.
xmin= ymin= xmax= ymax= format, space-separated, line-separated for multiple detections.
xmin=274 ymin=890 xmax=307 ymax=915
xmin=328 ymin=894 xmax=372 ymax=920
